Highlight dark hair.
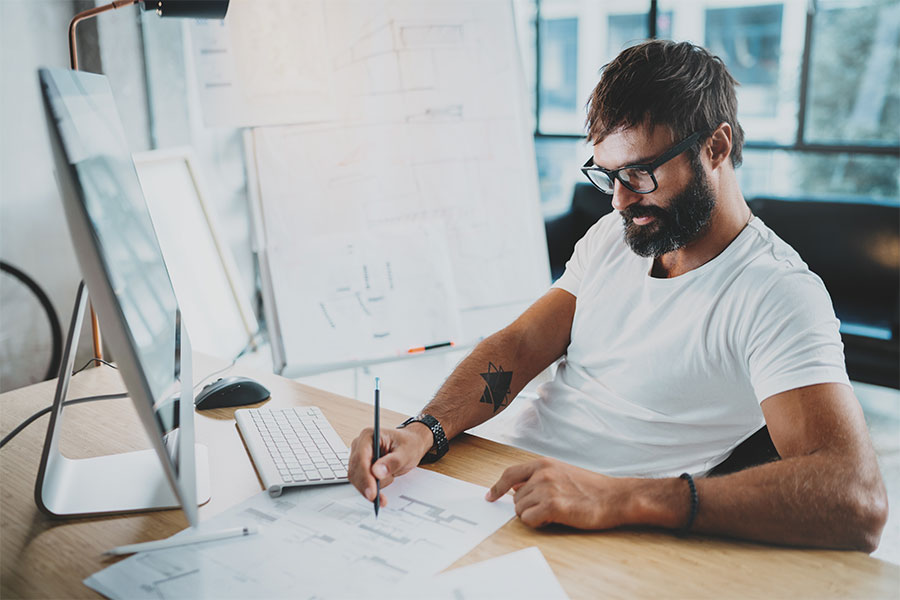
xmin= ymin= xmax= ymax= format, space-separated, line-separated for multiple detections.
xmin=586 ymin=40 xmax=744 ymax=167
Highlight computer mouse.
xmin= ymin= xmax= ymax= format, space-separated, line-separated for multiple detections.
xmin=194 ymin=376 xmax=271 ymax=410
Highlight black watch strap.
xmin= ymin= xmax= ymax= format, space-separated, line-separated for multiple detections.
xmin=398 ymin=414 xmax=449 ymax=463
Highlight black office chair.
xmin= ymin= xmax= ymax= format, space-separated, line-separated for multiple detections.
xmin=748 ymin=197 xmax=900 ymax=389
xmin=544 ymin=183 xmax=614 ymax=280
xmin=708 ymin=426 xmax=781 ymax=476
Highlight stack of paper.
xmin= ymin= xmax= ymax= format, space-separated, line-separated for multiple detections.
xmin=85 ymin=469 xmax=522 ymax=599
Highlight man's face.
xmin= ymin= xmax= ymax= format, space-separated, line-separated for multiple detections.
xmin=592 ymin=126 xmax=716 ymax=258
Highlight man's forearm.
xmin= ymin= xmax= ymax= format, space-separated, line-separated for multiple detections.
xmin=388 ymin=289 xmax=574 ymax=460
xmin=629 ymin=450 xmax=888 ymax=551
xmin=417 ymin=328 xmax=543 ymax=440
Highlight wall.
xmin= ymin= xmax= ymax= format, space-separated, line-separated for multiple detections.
xmin=1 ymin=0 xmax=84 ymax=392
xmin=0 ymin=0 xmax=150 ymax=392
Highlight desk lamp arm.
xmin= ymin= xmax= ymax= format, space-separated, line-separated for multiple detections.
xmin=68 ymin=0 xmax=140 ymax=71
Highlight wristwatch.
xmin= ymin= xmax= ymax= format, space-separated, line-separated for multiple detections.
xmin=397 ymin=414 xmax=449 ymax=463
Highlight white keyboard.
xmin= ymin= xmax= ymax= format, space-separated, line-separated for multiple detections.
xmin=235 ymin=406 xmax=350 ymax=497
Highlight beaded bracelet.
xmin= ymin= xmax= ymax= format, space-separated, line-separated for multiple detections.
xmin=679 ymin=472 xmax=699 ymax=535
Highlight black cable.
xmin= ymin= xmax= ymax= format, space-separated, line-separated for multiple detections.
xmin=1 ymin=334 xmax=264 ymax=449
xmin=0 ymin=359 xmax=125 ymax=449
xmin=72 ymin=357 xmax=118 ymax=376
xmin=0 ymin=261 xmax=64 ymax=381
xmin=0 ymin=393 xmax=128 ymax=449
xmin=192 ymin=331 xmax=263 ymax=392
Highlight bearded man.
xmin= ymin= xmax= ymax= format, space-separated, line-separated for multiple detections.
xmin=347 ymin=40 xmax=887 ymax=551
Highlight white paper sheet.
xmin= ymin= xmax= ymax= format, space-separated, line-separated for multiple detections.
xmin=188 ymin=1 xmax=336 ymax=127
xmin=395 ymin=547 xmax=570 ymax=600
xmin=85 ymin=468 xmax=515 ymax=599
xmin=220 ymin=0 xmax=550 ymax=372
xmin=267 ymin=224 xmax=463 ymax=373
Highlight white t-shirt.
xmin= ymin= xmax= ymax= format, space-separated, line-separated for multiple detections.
xmin=507 ymin=212 xmax=850 ymax=477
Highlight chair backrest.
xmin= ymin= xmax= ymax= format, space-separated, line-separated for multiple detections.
xmin=572 ymin=182 xmax=614 ymax=229
xmin=748 ymin=197 xmax=899 ymax=338
xmin=544 ymin=183 xmax=614 ymax=280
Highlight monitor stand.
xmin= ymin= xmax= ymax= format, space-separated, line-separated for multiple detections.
xmin=34 ymin=281 xmax=211 ymax=518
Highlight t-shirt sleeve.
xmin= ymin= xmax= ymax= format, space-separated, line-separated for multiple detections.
xmin=744 ymin=270 xmax=851 ymax=403
xmin=552 ymin=213 xmax=617 ymax=297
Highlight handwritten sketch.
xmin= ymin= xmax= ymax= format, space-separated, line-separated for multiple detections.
xmin=189 ymin=0 xmax=336 ymax=127
xmin=191 ymin=1 xmax=550 ymax=371
xmin=84 ymin=469 xmax=516 ymax=599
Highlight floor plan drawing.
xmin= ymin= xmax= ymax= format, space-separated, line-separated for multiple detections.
xmin=85 ymin=469 xmax=515 ymax=599
xmin=233 ymin=1 xmax=550 ymax=373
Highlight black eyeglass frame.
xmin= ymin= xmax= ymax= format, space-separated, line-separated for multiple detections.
xmin=581 ymin=131 xmax=704 ymax=194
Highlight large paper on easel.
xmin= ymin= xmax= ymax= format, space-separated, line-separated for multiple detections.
xmin=269 ymin=225 xmax=463 ymax=371
xmin=191 ymin=1 xmax=550 ymax=372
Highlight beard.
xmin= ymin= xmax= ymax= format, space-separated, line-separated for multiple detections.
xmin=620 ymin=156 xmax=716 ymax=258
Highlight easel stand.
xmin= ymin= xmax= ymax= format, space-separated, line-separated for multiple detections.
xmin=34 ymin=281 xmax=209 ymax=518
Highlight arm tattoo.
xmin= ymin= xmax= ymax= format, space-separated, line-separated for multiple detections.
xmin=479 ymin=362 xmax=513 ymax=413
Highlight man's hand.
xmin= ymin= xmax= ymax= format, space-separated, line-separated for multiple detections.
xmin=348 ymin=423 xmax=433 ymax=507
xmin=485 ymin=458 xmax=634 ymax=529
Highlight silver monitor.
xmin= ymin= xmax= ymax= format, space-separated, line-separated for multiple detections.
xmin=36 ymin=66 xmax=209 ymax=521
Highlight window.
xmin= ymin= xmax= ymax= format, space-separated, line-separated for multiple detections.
xmin=705 ymin=4 xmax=784 ymax=118
xmin=526 ymin=0 xmax=900 ymax=216
xmin=806 ymin=0 xmax=900 ymax=146
xmin=540 ymin=17 xmax=579 ymax=128
xmin=608 ymin=11 xmax=673 ymax=62
xmin=740 ymin=150 xmax=899 ymax=202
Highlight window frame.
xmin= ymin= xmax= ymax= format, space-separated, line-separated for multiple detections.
xmin=532 ymin=0 xmax=900 ymax=159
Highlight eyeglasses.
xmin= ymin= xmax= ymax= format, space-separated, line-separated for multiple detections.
xmin=581 ymin=131 xmax=703 ymax=195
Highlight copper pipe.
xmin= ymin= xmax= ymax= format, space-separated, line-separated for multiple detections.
xmin=68 ymin=0 xmax=140 ymax=360
xmin=90 ymin=306 xmax=103 ymax=360
xmin=68 ymin=0 xmax=140 ymax=70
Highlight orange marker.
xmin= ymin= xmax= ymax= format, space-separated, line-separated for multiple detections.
xmin=407 ymin=341 xmax=454 ymax=354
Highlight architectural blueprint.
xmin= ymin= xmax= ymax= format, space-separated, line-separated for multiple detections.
xmin=236 ymin=0 xmax=550 ymax=375
xmin=84 ymin=468 xmax=515 ymax=599
xmin=189 ymin=0 xmax=550 ymax=372
xmin=266 ymin=223 xmax=463 ymax=373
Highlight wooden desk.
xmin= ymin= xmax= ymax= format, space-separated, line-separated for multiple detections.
xmin=2 ymin=354 xmax=898 ymax=599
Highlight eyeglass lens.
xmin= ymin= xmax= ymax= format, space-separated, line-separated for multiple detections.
xmin=619 ymin=168 xmax=655 ymax=192
xmin=586 ymin=167 xmax=655 ymax=194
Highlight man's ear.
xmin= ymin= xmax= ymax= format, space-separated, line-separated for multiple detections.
xmin=706 ymin=122 xmax=733 ymax=170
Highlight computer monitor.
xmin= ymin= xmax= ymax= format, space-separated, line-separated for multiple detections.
xmin=36 ymin=66 xmax=209 ymax=521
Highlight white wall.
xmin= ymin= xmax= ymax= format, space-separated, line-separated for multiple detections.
xmin=0 ymin=0 xmax=151 ymax=392
xmin=0 ymin=1 xmax=255 ymax=392
xmin=0 ymin=0 xmax=90 ymax=392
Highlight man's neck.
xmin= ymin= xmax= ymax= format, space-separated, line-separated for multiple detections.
xmin=650 ymin=175 xmax=751 ymax=279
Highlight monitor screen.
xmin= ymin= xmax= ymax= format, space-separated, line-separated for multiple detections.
xmin=40 ymin=67 xmax=196 ymax=512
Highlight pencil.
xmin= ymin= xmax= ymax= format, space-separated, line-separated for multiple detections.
xmin=373 ymin=377 xmax=380 ymax=518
